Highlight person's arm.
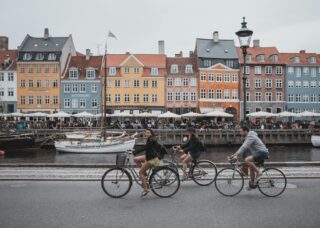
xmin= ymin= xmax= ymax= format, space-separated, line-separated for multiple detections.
xmin=234 ymin=135 xmax=255 ymax=157
xmin=133 ymin=138 xmax=154 ymax=155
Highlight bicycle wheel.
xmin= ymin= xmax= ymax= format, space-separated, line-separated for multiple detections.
xmin=163 ymin=159 xmax=179 ymax=174
xmin=258 ymin=168 xmax=287 ymax=197
xmin=149 ymin=166 xmax=180 ymax=198
xmin=101 ymin=167 xmax=132 ymax=198
xmin=191 ymin=160 xmax=217 ymax=186
xmin=215 ymin=168 xmax=244 ymax=197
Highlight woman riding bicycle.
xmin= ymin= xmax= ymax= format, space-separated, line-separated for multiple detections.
xmin=177 ymin=127 xmax=203 ymax=180
xmin=130 ymin=128 xmax=163 ymax=197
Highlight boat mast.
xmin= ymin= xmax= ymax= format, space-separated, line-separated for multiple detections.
xmin=102 ymin=40 xmax=108 ymax=141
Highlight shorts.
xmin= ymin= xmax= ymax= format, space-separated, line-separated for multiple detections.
xmin=252 ymin=151 xmax=269 ymax=164
xmin=188 ymin=151 xmax=201 ymax=160
xmin=146 ymin=157 xmax=164 ymax=167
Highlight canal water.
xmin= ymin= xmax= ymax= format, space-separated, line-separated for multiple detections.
xmin=1 ymin=146 xmax=320 ymax=164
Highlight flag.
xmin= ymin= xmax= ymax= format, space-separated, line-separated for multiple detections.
xmin=108 ymin=31 xmax=117 ymax=40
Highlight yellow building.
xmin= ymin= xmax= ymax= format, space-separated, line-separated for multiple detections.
xmin=17 ymin=28 xmax=76 ymax=113
xmin=104 ymin=54 xmax=166 ymax=114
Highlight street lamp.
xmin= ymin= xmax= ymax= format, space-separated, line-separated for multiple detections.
xmin=236 ymin=17 xmax=253 ymax=123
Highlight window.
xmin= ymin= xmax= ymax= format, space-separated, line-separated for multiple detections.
xmin=276 ymin=66 xmax=283 ymax=75
xmin=270 ymin=55 xmax=278 ymax=62
xmin=107 ymin=80 xmax=111 ymax=87
xmin=151 ymin=67 xmax=158 ymax=75
xmin=311 ymin=68 xmax=316 ymax=77
xmin=244 ymin=66 xmax=250 ymax=74
xmin=175 ymin=78 xmax=181 ymax=86
xmin=167 ymin=78 xmax=173 ymax=86
xmin=106 ymin=94 xmax=111 ymax=102
xmin=143 ymin=94 xmax=149 ymax=103
xmin=0 ymin=88 xmax=3 ymax=96
xmin=245 ymin=79 xmax=250 ymax=88
xmin=288 ymin=67 xmax=294 ymax=75
xmin=80 ymin=99 xmax=86 ymax=108
xmin=254 ymin=66 xmax=261 ymax=75
xmin=37 ymin=80 xmax=41 ymax=88
xmin=8 ymin=88 xmax=14 ymax=97
xmin=48 ymin=53 xmax=56 ymax=61
xmin=295 ymin=81 xmax=301 ymax=88
xmin=45 ymin=64 xmax=50 ymax=73
xmin=45 ymin=80 xmax=50 ymax=88
xmin=175 ymin=92 xmax=181 ymax=101
xmin=115 ymin=94 xmax=120 ymax=103
xmin=124 ymin=67 xmax=130 ymax=74
xmin=115 ymin=80 xmax=121 ymax=87
xmin=224 ymin=89 xmax=230 ymax=99
xmin=293 ymin=57 xmax=300 ymax=63
xmin=53 ymin=80 xmax=58 ymax=88
xmin=203 ymin=59 xmax=211 ymax=67
xmin=72 ymin=84 xmax=78 ymax=93
xmin=91 ymin=84 xmax=97 ymax=93
xmin=28 ymin=64 xmax=33 ymax=73
xmin=191 ymin=92 xmax=196 ymax=101
xmin=20 ymin=96 xmax=25 ymax=105
xmin=226 ymin=60 xmax=234 ymax=68
xmin=257 ymin=55 xmax=265 ymax=62
xmin=91 ymin=99 xmax=97 ymax=108
xmin=152 ymin=94 xmax=157 ymax=103
xmin=8 ymin=72 xmax=14 ymax=81
xmin=224 ymin=74 xmax=230 ymax=82
xmin=80 ymin=84 xmax=86 ymax=93
xmin=37 ymin=96 xmax=41 ymax=104
xmin=23 ymin=53 xmax=32 ymax=60
xmin=200 ymin=73 xmax=206 ymax=81
xmin=134 ymin=67 xmax=140 ymax=74
xmin=310 ymin=81 xmax=317 ymax=88
xmin=134 ymin=80 xmax=139 ymax=88
xmin=288 ymin=94 xmax=294 ymax=102
xmin=109 ymin=67 xmax=116 ymax=75
xmin=309 ymin=57 xmax=316 ymax=63
xmin=125 ymin=80 xmax=130 ymax=88
xmin=170 ymin=64 xmax=178 ymax=73
xmin=265 ymin=92 xmax=272 ymax=102
xmin=183 ymin=92 xmax=189 ymax=101
xmin=0 ymin=73 xmax=4 ymax=81
xmin=303 ymin=94 xmax=309 ymax=102
xmin=255 ymin=79 xmax=262 ymax=88
xmin=37 ymin=64 xmax=41 ymax=73
xmin=86 ymin=69 xmax=95 ymax=79
xmin=53 ymin=64 xmax=58 ymax=73
xmin=29 ymin=80 xmax=33 ymax=88
xmin=288 ymin=81 xmax=294 ymax=88
xmin=265 ymin=66 xmax=272 ymax=74
xmin=232 ymin=90 xmax=238 ymax=99
xmin=200 ymin=89 xmax=206 ymax=99
xmin=183 ymin=78 xmax=189 ymax=86
xmin=296 ymin=68 xmax=301 ymax=77
xmin=303 ymin=81 xmax=309 ymax=88
xmin=134 ymin=94 xmax=139 ymax=103
xmin=295 ymin=94 xmax=301 ymax=102
xmin=303 ymin=67 xmax=309 ymax=75
xmin=216 ymin=73 xmax=222 ymax=82
xmin=208 ymin=73 xmax=214 ymax=82
xmin=151 ymin=80 xmax=158 ymax=88
xmin=45 ymin=96 xmax=50 ymax=104
xmin=276 ymin=79 xmax=282 ymax=88
xmin=53 ymin=96 xmax=58 ymax=104
xmin=255 ymin=92 xmax=262 ymax=101
xmin=217 ymin=90 xmax=222 ymax=99
xmin=20 ymin=80 xmax=25 ymax=88
xmin=20 ymin=64 xmax=25 ymax=73
xmin=311 ymin=94 xmax=317 ymax=102
xmin=72 ymin=99 xmax=78 ymax=108
xmin=69 ymin=69 xmax=78 ymax=79
xmin=246 ymin=92 xmax=250 ymax=102
xmin=190 ymin=78 xmax=197 ymax=86
xmin=185 ymin=65 xmax=193 ymax=73
xmin=167 ymin=92 xmax=173 ymax=101
xmin=142 ymin=80 xmax=148 ymax=88
xmin=246 ymin=55 xmax=252 ymax=62
xmin=208 ymin=89 xmax=214 ymax=99
xmin=124 ymin=94 xmax=130 ymax=103
xmin=35 ymin=53 xmax=44 ymax=61
xmin=28 ymin=96 xmax=34 ymax=104
xmin=265 ymin=79 xmax=272 ymax=88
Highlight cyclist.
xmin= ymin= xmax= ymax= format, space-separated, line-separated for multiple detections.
xmin=177 ymin=127 xmax=203 ymax=180
xmin=231 ymin=126 xmax=269 ymax=187
xmin=129 ymin=128 xmax=163 ymax=197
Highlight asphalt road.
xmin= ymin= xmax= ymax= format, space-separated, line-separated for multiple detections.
xmin=0 ymin=180 xmax=319 ymax=228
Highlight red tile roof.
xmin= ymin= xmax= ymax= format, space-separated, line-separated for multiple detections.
xmin=166 ymin=57 xmax=197 ymax=74
xmin=237 ymin=47 xmax=285 ymax=64
xmin=0 ymin=49 xmax=17 ymax=70
xmin=105 ymin=54 xmax=166 ymax=68
xmin=280 ymin=51 xmax=319 ymax=65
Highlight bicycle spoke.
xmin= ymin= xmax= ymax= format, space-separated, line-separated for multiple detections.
xmin=258 ymin=168 xmax=287 ymax=197
xmin=192 ymin=161 xmax=217 ymax=186
xmin=101 ymin=168 xmax=132 ymax=198
xmin=215 ymin=168 xmax=244 ymax=197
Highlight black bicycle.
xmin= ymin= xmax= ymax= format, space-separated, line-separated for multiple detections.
xmin=101 ymin=151 xmax=180 ymax=198
xmin=215 ymin=157 xmax=287 ymax=197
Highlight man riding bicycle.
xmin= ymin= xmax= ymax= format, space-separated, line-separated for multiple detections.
xmin=231 ymin=126 xmax=269 ymax=187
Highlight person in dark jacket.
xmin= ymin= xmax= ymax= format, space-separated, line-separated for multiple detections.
xmin=177 ymin=127 xmax=203 ymax=180
xmin=130 ymin=129 xmax=163 ymax=197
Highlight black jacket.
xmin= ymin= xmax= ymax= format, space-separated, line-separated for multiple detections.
xmin=133 ymin=136 xmax=159 ymax=161
xmin=181 ymin=135 xmax=202 ymax=158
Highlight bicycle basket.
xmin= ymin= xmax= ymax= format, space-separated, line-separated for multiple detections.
xmin=116 ymin=154 xmax=127 ymax=167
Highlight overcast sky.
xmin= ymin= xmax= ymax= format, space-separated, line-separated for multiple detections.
xmin=1 ymin=0 xmax=320 ymax=56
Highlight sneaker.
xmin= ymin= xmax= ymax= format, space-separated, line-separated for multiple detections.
xmin=140 ymin=189 xmax=149 ymax=198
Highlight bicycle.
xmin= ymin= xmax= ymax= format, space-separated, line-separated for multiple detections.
xmin=101 ymin=151 xmax=180 ymax=198
xmin=163 ymin=146 xmax=217 ymax=186
xmin=215 ymin=156 xmax=287 ymax=197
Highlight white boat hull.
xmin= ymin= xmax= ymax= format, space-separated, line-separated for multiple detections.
xmin=311 ymin=135 xmax=320 ymax=147
xmin=54 ymin=139 xmax=135 ymax=153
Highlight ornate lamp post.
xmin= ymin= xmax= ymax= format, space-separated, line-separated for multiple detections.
xmin=236 ymin=17 xmax=253 ymax=123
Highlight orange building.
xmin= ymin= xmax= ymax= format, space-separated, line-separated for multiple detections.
xmin=198 ymin=63 xmax=240 ymax=118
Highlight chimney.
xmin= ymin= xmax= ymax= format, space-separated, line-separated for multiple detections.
xmin=189 ymin=51 xmax=194 ymax=57
xmin=300 ymin=50 xmax=306 ymax=54
xmin=158 ymin=40 xmax=165 ymax=54
xmin=0 ymin=36 xmax=8 ymax=51
xmin=85 ymin=49 xmax=91 ymax=60
xmin=125 ymin=51 xmax=130 ymax=55
xmin=44 ymin=28 xmax=49 ymax=40
xmin=213 ymin=31 xmax=219 ymax=43
xmin=253 ymin=39 xmax=260 ymax=48
xmin=175 ymin=51 xmax=183 ymax=58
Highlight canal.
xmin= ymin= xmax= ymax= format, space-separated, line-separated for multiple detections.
xmin=1 ymin=146 xmax=320 ymax=164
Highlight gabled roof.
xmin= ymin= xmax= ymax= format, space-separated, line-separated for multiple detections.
xmin=120 ymin=55 xmax=144 ymax=67
xmin=237 ymin=46 xmax=284 ymax=64
xmin=166 ymin=57 xmax=197 ymax=74
xmin=105 ymin=54 xmax=167 ymax=67
xmin=195 ymin=38 xmax=238 ymax=59
xmin=0 ymin=49 xmax=17 ymax=70
xmin=19 ymin=34 xmax=70 ymax=52
xmin=199 ymin=62 xmax=239 ymax=71
xmin=280 ymin=51 xmax=319 ymax=65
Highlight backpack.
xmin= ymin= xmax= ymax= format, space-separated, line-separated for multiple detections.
xmin=155 ymin=142 xmax=168 ymax=159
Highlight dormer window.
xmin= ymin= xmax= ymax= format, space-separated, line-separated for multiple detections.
xmin=109 ymin=67 xmax=116 ymax=75
xmin=256 ymin=55 xmax=265 ymax=62
xmin=69 ymin=69 xmax=78 ymax=79
xmin=309 ymin=57 xmax=316 ymax=63
xmin=35 ymin=53 xmax=44 ymax=61
xmin=48 ymin=53 xmax=56 ymax=61
xmin=245 ymin=54 xmax=252 ymax=62
xmin=151 ymin=67 xmax=159 ymax=75
xmin=185 ymin=65 xmax=193 ymax=73
xmin=292 ymin=57 xmax=300 ymax=63
xmin=270 ymin=55 xmax=278 ymax=62
xmin=23 ymin=53 xmax=32 ymax=61
xmin=170 ymin=64 xmax=178 ymax=74
xmin=86 ymin=69 xmax=95 ymax=79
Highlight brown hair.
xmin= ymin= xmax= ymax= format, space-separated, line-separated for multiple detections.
xmin=145 ymin=128 xmax=155 ymax=137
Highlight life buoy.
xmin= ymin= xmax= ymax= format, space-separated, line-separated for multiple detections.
xmin=0 ymin=150 xmax=5 ymax=156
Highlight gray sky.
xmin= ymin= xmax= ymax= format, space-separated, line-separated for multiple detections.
xmin=1 ymin=0 xmax=320 ymax=56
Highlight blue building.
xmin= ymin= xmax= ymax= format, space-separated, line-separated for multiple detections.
xmin=61 ymin=49 xmax=102 ymax=114
xmin=282 ymin=51 xmax=320 ymax=113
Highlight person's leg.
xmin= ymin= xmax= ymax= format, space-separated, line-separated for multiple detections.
xmin=182 ymin=154 xmax=192 ymax=178
xmin=134 ymin=155 xmax=146 ymax=168
xmin=244 ymin=156 xmax=259 ymax=182
xmin=139 ymin=162 xmax=151 ymax=192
